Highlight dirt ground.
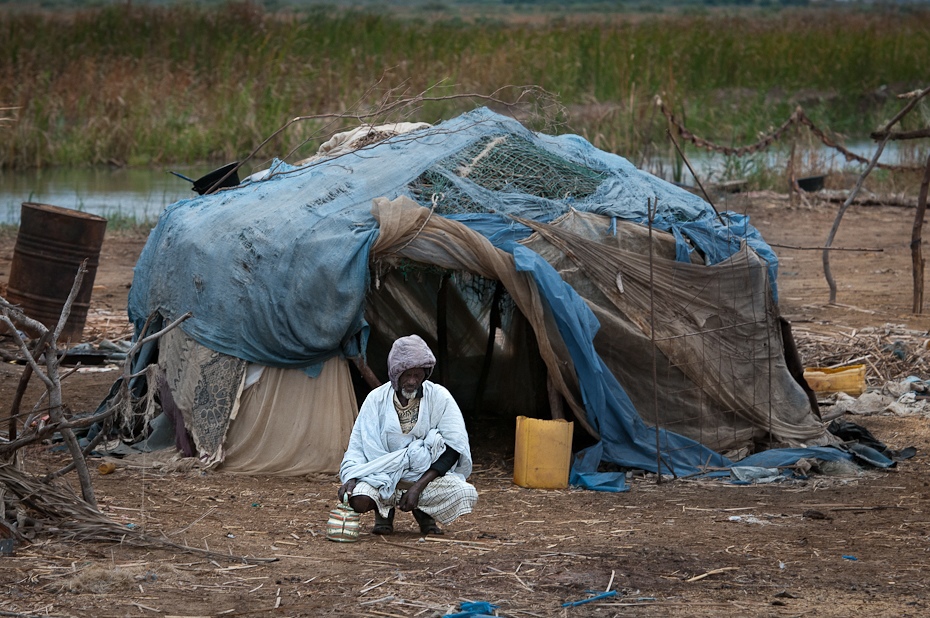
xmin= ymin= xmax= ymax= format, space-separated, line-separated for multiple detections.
xmin=2 ymin=194 xmax=930 ymax=618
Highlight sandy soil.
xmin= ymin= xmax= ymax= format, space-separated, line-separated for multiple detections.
xmin=2 ymin=195 xmax=930 ymax=618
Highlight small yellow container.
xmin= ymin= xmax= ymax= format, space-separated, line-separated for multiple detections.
xmin=803 ymin=364 xmax=867 ymax=396
xmin=513 ymin=416 xmax=573 ymax=489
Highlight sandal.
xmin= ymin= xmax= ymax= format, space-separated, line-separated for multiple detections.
xmin=413 ymin=508 xmax=443 ymax=535
xmin=372 ymin=508 xmax=395 ymax=535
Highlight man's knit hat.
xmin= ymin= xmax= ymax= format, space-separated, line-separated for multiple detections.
xmin=387 ymin=334 xmax=436 ymax=391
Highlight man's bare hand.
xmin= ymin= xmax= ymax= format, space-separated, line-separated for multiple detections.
xmin=399 ymin=469 xmax=441 ymax=511
xmin=398 ymin=484 xmax=423 ymax=512
xmin=338 ymin=479 xmax=357 ymax=502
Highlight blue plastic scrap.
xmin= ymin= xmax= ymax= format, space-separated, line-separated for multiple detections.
xmin=443 ymin=601 xmax=500 ymax=618
xmin=729 ymin=466 xmax=784 ymax=483
xmin=562 ymin=590 xmax=618 ymax=607
xmin=568 ymin=441 xmax=628 ymax=492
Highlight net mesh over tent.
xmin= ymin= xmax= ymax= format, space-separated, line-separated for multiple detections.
xmin=409 ymin=135 xmax=608 ymax=215
xmin=118 ymin=107 xmax=836 ymax=477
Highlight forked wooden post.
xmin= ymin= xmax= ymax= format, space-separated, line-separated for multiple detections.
xmin=912 ymin=154 xmax=930 ymax=314
xmin=825 ymin=86 xmax=930 ymax=304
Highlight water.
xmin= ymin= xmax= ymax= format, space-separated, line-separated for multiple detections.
xmin=0 ymin=166 xmax=199 ymax=226
xmin=643 ymin=140 xmax=922 ymax=187
xmin=0 ymin=141 xmax=921 ymax=225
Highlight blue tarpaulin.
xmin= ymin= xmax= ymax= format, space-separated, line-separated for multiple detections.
xmin=130 ymin=108 xmax=764 ymax=370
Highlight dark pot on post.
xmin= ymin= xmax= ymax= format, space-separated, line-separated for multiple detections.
xmin=797 ymin=175 xmax=826 ymax=192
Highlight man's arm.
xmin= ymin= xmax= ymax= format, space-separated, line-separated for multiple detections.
xmin=429 ymin=445 xmax=460 ymax=476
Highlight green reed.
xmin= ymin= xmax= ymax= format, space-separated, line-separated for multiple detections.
xmin=0 ymin=3 xmax=927 ymax=171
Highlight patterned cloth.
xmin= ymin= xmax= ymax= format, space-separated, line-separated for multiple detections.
xmin=159 ymin=327 xmax=246 ymax=465
xmin=394 ymin=392 xmax=420 ymax=434
xmin=351 ymin=476 xmax=477 ymax=525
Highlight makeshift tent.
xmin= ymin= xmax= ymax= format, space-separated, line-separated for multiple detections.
xmin=117 ymin=107 xmax=838 ymax=477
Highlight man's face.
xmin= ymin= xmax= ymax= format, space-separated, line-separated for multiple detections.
xmin=399 ymin=367 xmax=427 ymax=400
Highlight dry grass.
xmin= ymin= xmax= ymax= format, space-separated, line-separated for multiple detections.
xmin=1 ymin=4 xmax=927 ymax=170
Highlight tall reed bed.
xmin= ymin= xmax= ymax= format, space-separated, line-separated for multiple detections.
xmin=0 ymin=3 xmax=927 ymax=169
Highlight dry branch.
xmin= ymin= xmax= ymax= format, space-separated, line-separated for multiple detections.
xmin=657 ymin=96 xmax=923 ymax=173
xmin=1 ymin=260 xmax=97 ymax=507
xmin=792 ymin=324 xmax=930 ymax=386
xmin=2 ymin=263 xmax=190 ymax=515
xmin=113 ymin=311 xmax=191 ymax=438
xmin=870 ymin=127 xmax=930 ymax=141
xmin=204 ymin=84 xmax=563 ymax=195
xmin=685 ymin=566 xmax=739 ymax=583
xmin=822 ymin=86 xmax=930 ymax=305
xmin=0 ymin=463 xmax=276 ymax=564
xmin=822 ymin=136 xmax=890 ymax=304
xmin=817 ymin=192 xmax=918 ymax=208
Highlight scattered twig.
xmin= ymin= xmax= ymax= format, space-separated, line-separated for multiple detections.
xmin=767 ymin=242 xmax=882 ymax=252
xmin=377 ymin=535 xmax=444 ymax=554
xmin=129 ymin=602 xmax=160 ymax=613
xmin=829 ymin=505 xmax=903 ymax=512
xmin=685 ymin=566 xmax=739 ymax=583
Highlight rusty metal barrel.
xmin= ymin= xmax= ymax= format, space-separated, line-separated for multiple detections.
xmin=5 ymin=202 xmax=108 ymax=341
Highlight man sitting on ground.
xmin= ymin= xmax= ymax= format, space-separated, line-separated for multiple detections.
xmin=338 ymin=334 xmax=477 ymax=535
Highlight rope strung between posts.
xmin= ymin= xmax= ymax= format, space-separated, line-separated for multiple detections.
xmin=655 ymin=96 xmax=922 ymax=172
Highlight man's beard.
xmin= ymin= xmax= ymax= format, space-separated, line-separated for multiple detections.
xmin=401 ymin=388 xmax=418 ymax=401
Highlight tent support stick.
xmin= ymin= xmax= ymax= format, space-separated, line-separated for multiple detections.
xmin=666 ymin=129 xmax=724 ymax=226
xmin=351 ymin=357 xmax=382 ymax=390
xmin=437 ymin=272 xmax=451 ymax=385
xmin=547 ymin=374 xmax=565 ymax=420
xmin=647 ymin=199 xmax=663 ymax=484
xmin=474 ymin=281 xmax=503 ymax=417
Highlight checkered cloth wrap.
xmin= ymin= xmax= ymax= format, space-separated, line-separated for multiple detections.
xmin=351 ymin=475 xmax=477 ymax=524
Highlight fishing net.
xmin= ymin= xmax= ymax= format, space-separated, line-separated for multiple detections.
xmin=408 ymin=135 xmax=608 ymax=215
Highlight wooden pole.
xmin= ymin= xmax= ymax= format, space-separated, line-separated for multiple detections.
xmin=350 ymin=356 xmax=382 ymax=389
xmin=823 ymin=136 xmax=889 ymax=304
xmin=788 ymin=129 xmax=798 ymax=208
xmin=823 ymin=86 xmax=930 ymax=304
xmin=436 ymin=272 xmax=450 ymax=385
xmin=912 ymin=154 xmax=930 ymax=314
xmin=546 ymin=373 xmax=565 ymax=420
xmin=474 ymin=281 xmax=503 ymax=417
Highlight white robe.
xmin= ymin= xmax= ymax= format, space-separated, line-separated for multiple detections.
xmin=340 ymin=381 xmax=473 ymax=501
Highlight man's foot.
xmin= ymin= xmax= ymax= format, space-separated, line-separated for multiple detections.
xmin=413 ymin=509 xmax=443 ymax=535
xmin=372 ymin=508 xmax=395 ymax=535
